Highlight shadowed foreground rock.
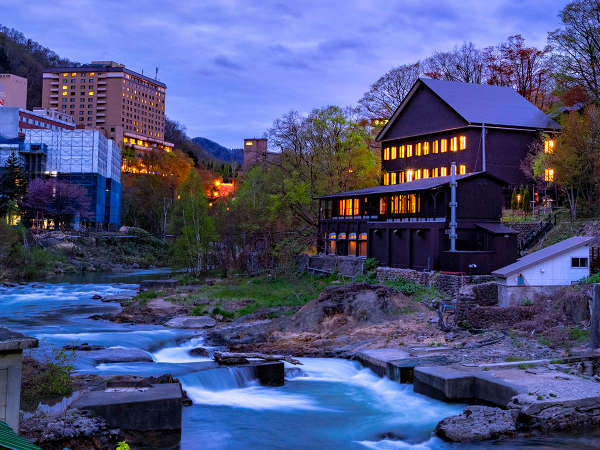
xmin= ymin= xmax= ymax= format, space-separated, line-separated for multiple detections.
xmin=435 ymin=406 xmax=518 ymax=442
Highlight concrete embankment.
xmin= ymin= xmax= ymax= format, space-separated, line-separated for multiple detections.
xmin=354 ymin=347 xmax=600 ymax=442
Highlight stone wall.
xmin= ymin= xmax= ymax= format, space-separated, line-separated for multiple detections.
xmin=297 ymin=255 xmax=365 ymax=277
xmin=376 ymin=267 xmax=496 ymax=298
xmin=497 ymin=285 xmax=565 ymax=307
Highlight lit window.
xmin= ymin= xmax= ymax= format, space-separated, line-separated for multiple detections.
xmin=384 ymin=147 xmax=390 ymax=160
xmin=544 ymin=139 xmax=555 ymax=154
xmin=406 ymin=170 xmax=414 ymax=182
xmin=62 ymin=73 xmax=68 ymax=77
xmin=339 ymin=200 xmax=344 ymax=216
xmin=90 ymin=72 xmax=95 ymax=77
xmin=383 ymin=172 xmax=390 ymax=185
xmin=62 ymin=92 xmax=67 ymax=96
xmin=423 ymin=168 xmax=430 ymax=178
xmin=379 ymin=197 xmax=387 ymax=215
xmin=399 ymin=145 xmax=405 ymax=158
xmin=423 ymin=142 xmax=429 ymax=155
xmin=459 ymin=164 xmax=466 ymax=175
xmin=62 ymin=85 xmax=68 ymax=90
xmin=345 ymin=199 xmax=352 ymax=216
xmin=459 ymin=136 xmax=467 ymax=150
xmin=406 ymin=145 xmax=413 ymax=158
xmin=432 ymin=167 xmax=439 ymax=177
xmin=416 ymin=143 xmax=422 ymax=156
xmin=399 ymin=171 xmax=405 ymax=183
xmin=89 ymin=91 xmax=94 ymax=96
xmin=441 ymin=139 xmax=447 ymax=153
xmin=441 ymin=167 xmax=448 ymax=176
xmin=415 ymin=169 xmax=422 ymax=180
xmin=353 ymin=198 xmax=359 ymax=216
xmin=432 ymin=140 xmax=438 ymax=153
xmin=391 ymin=146 xmax=397 ymax=159
xmin=544 ymin=168 xmax=554 ymax=182
xmin=450 ymin=137 xmax=458 ymax=152
xmin=390 ymin=172 xmax=397 ymax=184
xmin=71 ymin=72 xmax=76 ymax=77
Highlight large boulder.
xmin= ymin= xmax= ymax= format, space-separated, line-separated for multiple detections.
xmin=165 ymin=315 xmax=217 ymax=329
xmin=435 ymin=406 xmax=517 ymax=442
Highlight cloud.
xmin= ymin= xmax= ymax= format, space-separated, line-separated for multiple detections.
xmin=2 ymin=0 xmax=567 ymax=147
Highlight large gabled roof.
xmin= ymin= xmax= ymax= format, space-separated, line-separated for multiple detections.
xmin=315 ymin=172 xmax=504 ymax=199
xmin=492 ymin=236 xmax=595 ymax=278
xmin=377 ymin=78 xmax=560 ymax=141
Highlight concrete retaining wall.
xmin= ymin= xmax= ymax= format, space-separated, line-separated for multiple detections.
xmin=497 ymin=285 xmax=565 ymax=307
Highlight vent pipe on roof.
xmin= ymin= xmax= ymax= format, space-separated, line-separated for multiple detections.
xmin=482 ymin=123 xmax=486 ymax=172
xmin=449 ymin=162 xmax=458 ymax=252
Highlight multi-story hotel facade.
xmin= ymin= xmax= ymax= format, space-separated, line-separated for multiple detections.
xmin=41 ymin=61 xmax=173 ymax=153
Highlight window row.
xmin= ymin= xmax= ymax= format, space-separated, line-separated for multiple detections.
xmin=383 ymin=165 xmax=466 ymax=184
xmin=379 ymin=194 xmax=420 ymax=215
xmin=383 ymin=136 xmax=466 ymax=160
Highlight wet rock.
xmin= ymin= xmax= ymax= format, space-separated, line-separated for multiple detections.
xmin=81 ymin=348 xmax=153 ymax=364
xmin=435 ymin=406 xmax=517 ymax=442
xmin=165 ymin=315 xmax=217 ymax=329
xmin=91 ymin=294 xmax=103 ymax=300
xmin=285 ymin=367 xmax=307 ymax=378
xmin=188 ymin=347 xmax=210 ymax=357
xmin=63 ymin=343 xmax=106 ymax=351
xmin=217 ymin=356 xmax=249 ymax=365
xmin=2 ymin=282 xmax=17 ymax=287
xmin=106 ymin=375 xmax=153 ymax=388
xmin=31 ymin=284 xmax=45 ymax=289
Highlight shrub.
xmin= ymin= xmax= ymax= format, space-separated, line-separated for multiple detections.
xmin=22 ymin=347 xmax=75 ymax=408
xmin=191 ymin=305 xmax=205 ymax=316
xmin=212 ymin=306 xmax=235 ymax=319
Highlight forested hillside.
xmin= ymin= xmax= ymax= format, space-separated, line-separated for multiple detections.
xmin=0 ymin=26 xmax=77 ymax=109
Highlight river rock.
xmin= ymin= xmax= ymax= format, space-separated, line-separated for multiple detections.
xmin=63 ymin=343 xmax=106 ymax=351
xmin=189 ymin=347 xmax=210 ymax=357
xmin=91 ymin=294 xmax=103 ymax=300
xmin=435 ymin=406 xmax=517 ymax=442
xmin=165 ymin=315 xmax=216 ymax=329
xmin=82 ymin=347 xmax=154 ymax=364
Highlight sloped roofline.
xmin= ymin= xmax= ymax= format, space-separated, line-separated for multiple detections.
xmin=491 ymin=236 xmax=595 ymax=278
xmin=376 ymin=78 xmax=558 ymax=142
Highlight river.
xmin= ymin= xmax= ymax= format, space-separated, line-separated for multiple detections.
xmin=1 ymin=272 xmax=598 ymax=449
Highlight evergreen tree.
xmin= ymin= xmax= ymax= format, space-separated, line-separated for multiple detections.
xmin=522 ymin=186 xmax=532 ymax=213
xmin=0 ymin=151 xmax=27 ymax=219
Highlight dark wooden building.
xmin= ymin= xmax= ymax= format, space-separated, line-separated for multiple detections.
xmin=317 ymin=78 xmax=560 ymax=274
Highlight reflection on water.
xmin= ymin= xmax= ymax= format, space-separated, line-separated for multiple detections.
xmin=1 ymin=278 xmax=599 ymax=449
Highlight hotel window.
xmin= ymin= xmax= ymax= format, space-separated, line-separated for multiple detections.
xmin=383 ymin=172 xmax=390 ymax=185
xmin=406 ymin=144 xmax=413 ymax=157
xmin=406 ymin=170 xmax=414 ymax=182
xmin=441 ymin=139 xmax=447 ymax=153
xmin=450 ymin=137 xmax=458 ymax=152
xmin=353 ymin=198 xmax=359 ymax=216
xmin=89 ymin=91 xmax=94 ymax=96
xmin=390 ymin=146 xmax=397 ymax=159
xmin=345 ymin=199 xmax=353 ymax=216
xmin=415 ymin=169 xmax=422 ymax=180
xmin=416 ymin=143 xmax=422 ymax=156
xmin=544 ymin=168 xmax=555 ymax=182
xmin=423 ymin=168 xmax=430 ymax=178
xmin=432 ymin=140 xmax=438 ymax=153
xmin=459 ymin=136 xmax=467 ymax=150
xmin=62 ymin=85 xmax=68 ymax=90
xmin=359 ymin=234 xmax=367 ymax=257
xmin=409 ymin=194 xmax=419 ymax=214
xmin=384 ymin=147 xmax=390 ymax=160
xmin=441 ymin=167 xmax=448 ymax=176
xmin=399 ymin=171 xmax=405 ymax=183
xmin=71 ymin=72 xmax=76 ymax=76
xmin=399 ymin=145 xmax=405 ymax=158
xmin=544 ymin=139 xmax=555 ymax=154
xmin=390 ymin=172 xmax=397 ymax=184
xmin=423 ymin=142 xmax=429 ymax=155
xmin=459 ymin=164 xmax=466 ymax=175
xmin=432 ymin=167 xmax=439 ymax=177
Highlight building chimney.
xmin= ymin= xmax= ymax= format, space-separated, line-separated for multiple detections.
xmin=448 ymin=162 xmax=458 ymax=252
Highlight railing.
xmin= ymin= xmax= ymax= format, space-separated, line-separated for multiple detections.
xmin=518 ymin=211 xmax=559 ymax=254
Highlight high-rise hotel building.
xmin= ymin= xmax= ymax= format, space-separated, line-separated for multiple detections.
xmin=42 ymin=61 xmax=173 ymax=152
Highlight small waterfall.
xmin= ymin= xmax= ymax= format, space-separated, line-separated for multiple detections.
xmin=183 ymin=366 xmax=257 ymax=391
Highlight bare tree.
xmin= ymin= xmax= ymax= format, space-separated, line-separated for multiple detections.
xmin=549 ymin=0 xmax=600 ymax=100
xmin=358 ymin=62 xmax=421 ymax=119
xmin=423 ymin=42 xmax=485 ymax=83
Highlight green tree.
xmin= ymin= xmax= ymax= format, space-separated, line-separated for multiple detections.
xmin=169 ymin=171 xmax=217 ymax=275
xmin=522 ymin=186 xmax=531 ymax=213
xmin=510 ymin=188 xmax=519 ymax=210
xmin=267 ymin=105 xmax=378 ymax=229
xmin=0 ymin=151 xmax=27 ymax=221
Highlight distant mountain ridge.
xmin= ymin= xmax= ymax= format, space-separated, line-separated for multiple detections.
xmin=192 ymin=136 xmax=243 ymax=164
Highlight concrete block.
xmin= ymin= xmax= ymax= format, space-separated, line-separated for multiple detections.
xmin=254 ymin=362 xmax=284 ymax=386
xmin=413 ymin=366 xmax=474 ymax=401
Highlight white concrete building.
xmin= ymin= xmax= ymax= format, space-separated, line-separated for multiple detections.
xmin=492 ymin=236 xmax=595 ymax=286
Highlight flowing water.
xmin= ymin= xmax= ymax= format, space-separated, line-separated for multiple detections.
xmin=1 ymin=273 xmax=597 ymax=449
